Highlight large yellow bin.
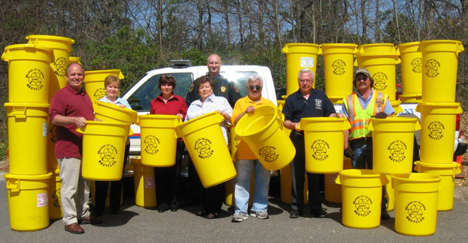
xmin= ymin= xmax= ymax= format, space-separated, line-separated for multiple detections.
xmin=77 ymin=121 xmax=130 ymax=181
xmin=414 ymin=161 xmax=460 ymax=211
xmin=336 ymin=169 xmax=388 ymax=229
xmin=282 ymin=43 xmax=320 ymax=95
xmin=5 ymin=103 xmax=49 ymax=175
xmin=84 ymin=69 xmax=125 ymax=105
xmin=236 ymin=105 xmax=295 ymax=171
xmin=175 ymin=111 xmax=236 ymax=188
xmin=397 ymin=42 xmax=422 ymax=99
xmin=416 ymin=102 xmax=462 ymax=164
xmin=94 ymin=100 xmax=137 ymax=135
xmin=2 ymin=44 xmax=54 ymax=103
xmin=421 ymin=40 xmax=465 ymax=102
xmin=320 ymin=43 xmax=358 ymax=104
xmin=4 ymin=172 xmax=52 ymax=231
xmin=300 ymin=117 xmax=350 ymax=173
xmin=137 ymin=114 xmax=181 ymax=167
xmin=48 ymin=169 xmax=62 ymax=220
xmin=26 ymin=35 xmax=75 ymax=100
xmin=131 ymin=157 xmax=157 ymax=208
xmin=392 ymin=173 xmax=441 ymax=236
xmin=356 ymin=52 xmax=400 ymax=101
xmin=358 ymin=43 xmax=398 ymax=54
xmin=324 ymin=157 xmax=352 ymax=204
xmin=368 ymin=117 xmax=420 ymax=175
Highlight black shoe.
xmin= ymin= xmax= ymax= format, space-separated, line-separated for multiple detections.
xmin=170 ymin=201 xmax=179 ymax=212
xmin=157 ymin=203 xmax=169 ymax=213
xmin=289 ymin=210 xmax=303 ymax=218
xmin=310 ymin=209 xmax=328 ymax=218
xmin=111 ymin=209 xmax=120 ymax=215
xmin=381 ymin=210 xmax=391 ymax=220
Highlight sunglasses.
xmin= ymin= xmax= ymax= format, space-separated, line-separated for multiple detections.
xmin=356 ymin=77 xmax=368 ymax=81
xmin=249 ymin=85 xmax=261 ymax=90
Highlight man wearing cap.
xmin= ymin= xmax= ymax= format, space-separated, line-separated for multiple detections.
xmin=341 ymin=68 xmax=394 ymax=220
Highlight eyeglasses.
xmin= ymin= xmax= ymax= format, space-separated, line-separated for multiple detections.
xmin=356 ymin=77 xmax=368 ymax=81
xmin=249 ymin=85 xmax=261 ymax=90
xmin=299 ymin=79 xmax=312 ymax=83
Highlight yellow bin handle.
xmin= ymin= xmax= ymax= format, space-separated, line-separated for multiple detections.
xmin=13 ymin=106 xmax=27 ymax=119
xmin=7 ymin=179 xmax=20 ymax=193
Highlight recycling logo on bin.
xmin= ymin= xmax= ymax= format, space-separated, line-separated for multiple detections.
xmin=52 ymin=189 xmax=61 ymax=208
xmin=54 ymin=57 xmax=68 ymax=77
xmin=98 ymin=144 xmax=118 ymax=167
xmin=332 ymin=59 xmax=346 ymax=75
xmin=428 ymin=121 xmax=444 ymax=140
xmin=388 ymin=140 xmax=407 ymax=162
xmin=195 ymin=138 xmax=214 ymax=159
xmin=311 ymin=139 xmax=329 ymax=161
xmin=372 ymin=72 xmax=388 ymax=91
xmin=94 ymin=88 xmax=106 ymax=101
xmin=144 ymin=135 xmax=160 ymax=155
xmin=425 ymin=59 xmax=440 ymax=78
xmin=406 ymin=201 xmax=426 ymax=223
xmin=26 ymin=68 xmax=45 ymax=91
xmin=353 ymin=195 xmax=372 ymax=217
xmin=411 ymin=58 xmax=422 ymax=73
xmin=259 ymin=146 xmax=279 ymax=163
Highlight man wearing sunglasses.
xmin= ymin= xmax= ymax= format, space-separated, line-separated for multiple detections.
xmin=282 ymin=68 xmax=341 ymax=219
xmin=186 ymin=54 xmax=241 ymax=107
xmin=341 ymin=68 xmax=394 ymax=220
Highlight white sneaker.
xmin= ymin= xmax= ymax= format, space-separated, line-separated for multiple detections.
xmin=232 ymin=213 xmax=248 ymax=222
xmin=250 ymin=211 xmax=269 ymax=219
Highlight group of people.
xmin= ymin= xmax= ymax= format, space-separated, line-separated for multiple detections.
xmin=49 ymin=52 xmax=393 ymax=234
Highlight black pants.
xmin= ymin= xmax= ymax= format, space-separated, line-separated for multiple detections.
xmin=94 ymin=144 xmax=130 ymax=214
xmin=154 ymin=141 xmax=183 ymax=209
xmin=289 ymin=131 xmax=322 ymax=212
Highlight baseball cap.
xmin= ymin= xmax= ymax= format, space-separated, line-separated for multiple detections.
xmin=354 ymin=68 xmax=371 ymax=79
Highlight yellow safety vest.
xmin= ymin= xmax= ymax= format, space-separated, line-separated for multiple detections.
xmin=344 ymin=91 xmax=388 ymax=140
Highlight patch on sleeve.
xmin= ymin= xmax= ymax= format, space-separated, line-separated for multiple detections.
xmin=376 ymin=98 xmax=385 ymax=106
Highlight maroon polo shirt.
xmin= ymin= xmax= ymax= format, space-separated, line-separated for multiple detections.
xmin=49 ymin=84 xmax=94 ymax=159
xmin=150 ymin=94 xmax=188 ymax=119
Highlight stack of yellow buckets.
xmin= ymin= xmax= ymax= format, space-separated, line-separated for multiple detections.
xmin=2 ymin=35 xmax=75 ymax=231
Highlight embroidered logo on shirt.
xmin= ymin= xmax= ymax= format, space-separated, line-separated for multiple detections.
xmin=314 ymin=99 xmax=322 ymax=109
xmin=220 ymin=86 xmax=226 ymax=93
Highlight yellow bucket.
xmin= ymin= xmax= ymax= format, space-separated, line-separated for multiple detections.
xmin=26 ymin=35 xmax=75 ymax=100
xmin=320 ymin=43 xmax=358 ymax=104
xmin=4 ymin=172 xmax=52 ymax=231
xmin=83 ymin=69 xmax=125 ymax=105
xmin=131 ymin=157 xmax=157 ymax=207
xmin=368 ymin=117 xmax=420 ymax=174
xmin=235 ymin=105 xmax=295 ymax=171
xmin=175 ymin=111 xmax=236 ymax=188
xmin=94 ymin=101 xmax=137 ymax=135
xmin=5 ymin=103 xmax=49 ymax=175
xmin=358 ymin=43 xmax=398 ymax=54
xmin=390 ymin=100 xmax=403 ymax=114
xmin=280 ymin=163 xmax=308 ymax=204
xmin=299 ymin=117 xmax=350 ymax=173
xmin=48 ymin=169 xmax=62 ymax=220
xmin=77 ymin=121 xmax=130 ymax=181
xmin=416 ymin=102 xmax=462 ymax=164
xmin=137 ymin=114 xmax=181 ymax=167
xmin=392 ymin=173 xmax=441 ymax=236
xmin=421 ymin=40 xmax=465 ymax=102
xmin=385 ymin=175 xmax=395 ymax=211
xmin=324 ymin=157 xmax=352 ymax=204
xmin=397 ymin=42 xmax=422 ymax=96
xmin=335 ymin=169 xmax=389 ymax=229
xmin=282 ymin=43 xmax=320 ymax=95
xmin=414 ymin=161 xmax=460 ymax=211
xmin=2 ymin=44 xmax=54 ymax=103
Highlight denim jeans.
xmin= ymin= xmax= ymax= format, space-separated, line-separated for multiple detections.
xmin=234 ymin=159 xmax=271 ymax=214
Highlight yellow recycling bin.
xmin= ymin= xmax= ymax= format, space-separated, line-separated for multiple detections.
xmin=299 ymin=117 xmax=350 ymax=173
xmin=368 ymin=117 xmax=420 ymax=175
xmin=5 ymin=103 xmax=49 ymax=175
xmin=320 ymin=43 xmax=358 ymax=104
xmin=131 ymin=157 xmax=157 ymax=208
xmin=236 ymin=105 xmax=295 ymax=171
xmin=421 ymin=40 xmax=465 ymax=102
xmin=414 ymin=161 xmax=460 ymax=211
xmin=175 ymin=111 xmax=236 ymax=188
xmin=416 ymin=102 xmax=462 ymax=164
xmin=77 ymin=121 xmax=130 ymax=181
xmin=48 ymin=169 xmax=63 ymax=220
xmin=84 ymin=69 xmax=125 ymax=105
xmin=137 ymin=114 xmax=181 ymax=167
xmin=358 ymin=43 xmax=397 ymax=54
xmin=2 ymin=44 xmax=54 ymax=103
xmin=94 ymin=100 xmax=137 ymax=135
xmin=324 ymin=157 xmax=352 ymax=204
xmin=335 ymin=169 xmax=388 ymax=229
xmin=26 ymin=35 xmax=75 ymax=100
xmin=282 ymin=43 xmax=320 ymax=95
xmin=4 ymin=172 xmax=52 ymax=231
xmin=356 ymin=52 xmax=400 ymax=101
xmin=392 ymin=173 xmax=441 ymax=236
xmin=397 ymin=42 xmax=422 ymax=100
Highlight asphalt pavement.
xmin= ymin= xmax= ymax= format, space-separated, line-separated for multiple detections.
xmin=1 ymin=176 xmax=468 ymax=243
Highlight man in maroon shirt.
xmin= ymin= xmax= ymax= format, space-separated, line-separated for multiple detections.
xmin=49 ymin=63 xmax=102 ymax=234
